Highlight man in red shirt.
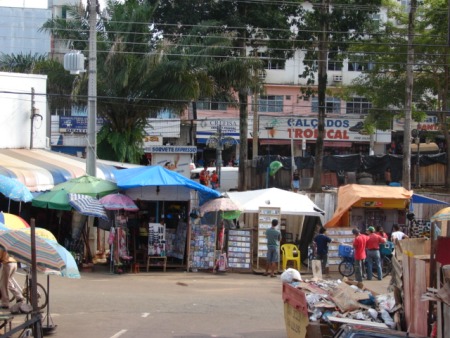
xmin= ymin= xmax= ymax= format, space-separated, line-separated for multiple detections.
xmin=366 ymin=226 xmax=387 ymax=280
xmin=352 ymin=228 xmax=367 ymax=282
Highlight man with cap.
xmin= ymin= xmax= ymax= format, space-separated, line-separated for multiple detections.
xmin=352 ymin=228 xmax=367 ymax=282
xmin=365 ymin=226 xmax=387 ymax=280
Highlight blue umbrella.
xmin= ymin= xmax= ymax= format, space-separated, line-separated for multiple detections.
xmin=45 ymin=239 xmax=80 ymax=279
xmin=68 ymin=193 xmax=108 ymax=220
xmin=0 ymin=174 xmax=33 ymax=212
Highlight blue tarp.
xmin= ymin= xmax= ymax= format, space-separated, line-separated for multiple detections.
xmin=412 ymin=193 xmax=449 ymax=205
xmin=113 ymin=165 xmax=221 ymax=202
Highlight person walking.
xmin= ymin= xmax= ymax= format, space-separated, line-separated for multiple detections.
xmin=366 ymin=226 xmax=387 ymax=280
xmin=313 ymin=227 xmax=337 ymax=275
xmin=391 ymin=224 xmax=409 ymax=243
xmin=264 ymin=219 xmax=281 ymax=278
xmin=352 ymin=228 xmax=368 ymax=283
xmin=0 ymin=250 xmax=23 ymax=308
xmin=199 ymin=166 xmax=210 ymax=186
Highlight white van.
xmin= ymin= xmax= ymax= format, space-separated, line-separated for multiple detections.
xmin=191 ymin=166 xmax=238 ymax=192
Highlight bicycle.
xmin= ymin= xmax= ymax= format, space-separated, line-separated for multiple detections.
xmin=9 ymin=265 xmax=48 ymax=311
xmin=338 ymin=244 xmax=355 ymax=277
xmin=338 ymin=243 xmax=393 ymax=279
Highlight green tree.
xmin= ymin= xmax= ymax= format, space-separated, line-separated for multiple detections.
xmin=41 ymin=0 xmax=211 ymax=163
xmin=344 ymin=0 xmax=450 ymax=188
xmin=297 ymin=0 xmax=382 ymax=191
xmin=151 ymin=0 xmax=305 ymax=190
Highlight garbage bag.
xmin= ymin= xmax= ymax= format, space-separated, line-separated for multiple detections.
xmin=281 ymin=268 xmax=302 ymax=283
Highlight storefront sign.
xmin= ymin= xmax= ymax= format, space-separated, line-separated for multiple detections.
xmin=59 ymin=116 xmax=104 ymax=133
xmin=392 ymin=116 xmax=440 ymax=132
xmin=196 ymin=117 xmax=391 ymax=144
xmin=143 ymin=135 xmax=162 ymax=147
xmin=145 ymin=146 xmax=197 ymax=153
xmin=259 ymin=116 xmax=391 ymax=143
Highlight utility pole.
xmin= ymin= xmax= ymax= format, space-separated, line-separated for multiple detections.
xmin=402 ymin=0 xmax=416 ymax=190
xmin=87 ymin=0 xmax=97 ymax=177
xmin=216 ymin=125 xmax=223 ymax=188
xmin=30 ymin=87 xmax=35 ymax=149
xmin=252 ymin=90 xmax=258 ymax=159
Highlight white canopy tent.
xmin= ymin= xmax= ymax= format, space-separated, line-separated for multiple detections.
xmin=225 ymin=188 xmax=325 ymax=223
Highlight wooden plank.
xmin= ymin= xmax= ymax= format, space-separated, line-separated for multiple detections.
xmin=327 ymin=316 xmax=388 ymax=329
xmin=403 ymin=254 xmax=412 ymax=331
xmin=410 ymin=257 xmax=429 ymax=336
xmin=398 ymin=238 xmax=431 ymax=256
xmin=312 ymin=260 xmax=322 ymax=280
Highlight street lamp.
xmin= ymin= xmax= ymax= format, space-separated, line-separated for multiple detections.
xmin=206 ymin=125 xmax=236 ymax=189
xmin=265 ymin=126 xmax=274 ymax=188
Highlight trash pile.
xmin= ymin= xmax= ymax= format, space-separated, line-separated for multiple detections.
xmin=282 ymin=269 xmax=399 ymax=329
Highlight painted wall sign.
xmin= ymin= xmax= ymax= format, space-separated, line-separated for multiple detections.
xmin=145 ymin=146 xmax=197 ymax=154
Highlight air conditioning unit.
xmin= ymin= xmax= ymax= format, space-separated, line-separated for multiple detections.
xmin=333 ymin=75 xmax=343 ymax=82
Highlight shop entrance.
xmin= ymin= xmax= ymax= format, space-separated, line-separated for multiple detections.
xmin=131 ymin=200 xmax=190 ymax=271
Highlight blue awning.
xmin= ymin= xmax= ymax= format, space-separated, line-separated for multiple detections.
xmin=412 ymin=193 xmax=449 ymax=205
xmin=113 ymin=165 xmax=221 ymax=202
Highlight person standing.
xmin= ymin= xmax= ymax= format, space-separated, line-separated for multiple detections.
xmin=376 ymin=226 xmax=388 ymax=240
xmin=292 ymin=169 xmax=300 ymax=193
xmin=199 ymin=166 xmax=210 ymax=186
xmin=391 ymin=224 xmax=409 ymax=243
xmin=366 ymin=226 xmax=387 ymax=280
xmin=313 ymin=227 xmax=337 ymax=275
xmin=0 ymin=250 xmax=23 ymax=308
xmin=210 ymin=170 xmax=219 ymax=190
xmin=264 ymin=219 xmax=281 ymax=278
xmin=352 ymin=228 xmax=368 ymax=283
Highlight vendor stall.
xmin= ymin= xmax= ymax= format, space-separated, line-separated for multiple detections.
xmin=325 ymin=184 xmax=413 ymax=233
xmin=113 ymin=165 xmax=220 ymax=272
xmin=225 ymin=188 xmax=325 ymax=272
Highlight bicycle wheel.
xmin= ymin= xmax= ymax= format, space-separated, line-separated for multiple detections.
xmin=23 ymin=283 xmax=48 ymax=310
xmin=338 ymin=260 xmax=354 ymax=277
xmin=382 ymin=256 xmax=392 ymax=276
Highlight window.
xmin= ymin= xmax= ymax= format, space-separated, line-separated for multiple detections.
xmin=197 ymin=100 xmax=228 ymax=111
xmin=346 ymin=97 xmax=372 ymax=115
xmin=328 ymin=52 xmax=342 ymax=71
xmin=156 ymin=108 xmax=177 ymax=119
xmin=258 ymin=95 xmax=284 ymax=113
xmin=257 ymin=52 xmax=286 ymax=70
xmin=348 ymin=54 xmax=374 ymax=72
xmin=311 ymin=97 xmax=341 ymax=114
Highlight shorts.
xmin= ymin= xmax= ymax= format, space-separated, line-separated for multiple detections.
xmin=292 ymin=180 xmax=300 ymax=189
xmin=267 ymin=246 xmax=279 ymax=263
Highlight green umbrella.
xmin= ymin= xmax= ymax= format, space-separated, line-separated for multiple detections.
xmin=32 ymin=189 xmax=72 ymax=211
xmin=51 ymin=175 xmax=118 ymax=198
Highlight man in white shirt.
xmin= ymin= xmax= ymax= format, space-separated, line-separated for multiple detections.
xmin=391 ymin=224 xmax=409 ymax=242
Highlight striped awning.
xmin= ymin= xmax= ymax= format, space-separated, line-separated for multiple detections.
xmin=0 ymin=149 xmax=117 ymax=192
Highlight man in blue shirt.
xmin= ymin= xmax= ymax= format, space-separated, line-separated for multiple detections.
xmin=314 ymin=227 xmax=336 ymax=275
xmin=264 ymin=219 xmax=281 ymax=277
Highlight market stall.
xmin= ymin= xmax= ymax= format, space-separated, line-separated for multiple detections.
xmin=225 ymin=188 xmax=325 ymax=272
xmin=325 ymin=184 xmax=413 ymax=232
xmin=113 ymin=165 xmax=220 ymax=272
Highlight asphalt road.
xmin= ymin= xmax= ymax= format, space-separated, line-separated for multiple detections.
xmin=5 ymin=265 xmax=288 ymax=338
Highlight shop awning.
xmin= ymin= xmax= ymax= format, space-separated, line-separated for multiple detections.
xmin=411 ymin=142 xmax=439 ymax=153
xmin=325 ymin=184 xmax=413 ymax=227
xmin=0 ymin=148 xmax=117 ymax=192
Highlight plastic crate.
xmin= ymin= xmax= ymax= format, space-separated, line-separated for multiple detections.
xmin=380 ymin=241 xmax=394 ymax=255
xmin=338 ymin=244 xmax=353 ymax=258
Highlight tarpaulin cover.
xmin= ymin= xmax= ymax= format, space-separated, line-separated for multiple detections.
xmin=225 ymin=187 xmax=325 ymax=222
xmin=0 ymin=149 xmax=117 ymax=192
xmin=325 ymin=184 xmax=413 ymax=227
xmin=412 ymin=194 xmax=449 ymax=205
xmin=113 ymin=165 xmax=221 ymax=202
